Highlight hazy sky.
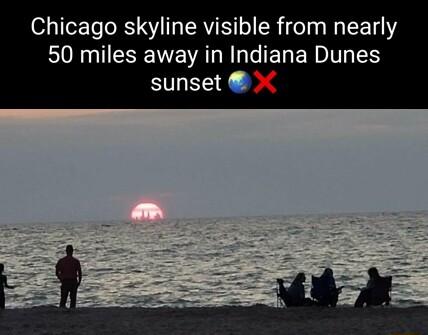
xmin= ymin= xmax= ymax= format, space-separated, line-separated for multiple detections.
xmin=0 ymin=109 xmax=427 ymax=223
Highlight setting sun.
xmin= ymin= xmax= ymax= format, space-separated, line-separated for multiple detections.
xmin=131 ymin=203 xmax=164 ymax=221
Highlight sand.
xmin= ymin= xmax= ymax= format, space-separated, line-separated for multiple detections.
xmin=0 ymin=306 xmax=426 ymax=335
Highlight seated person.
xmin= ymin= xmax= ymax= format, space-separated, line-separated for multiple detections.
xmin=311 ymin=268 xmax=343 ymax=307
xmin=286 ymin=272 xmax=313 ymax=307
xmin=354 ymin=267 xmax=392 ymax=307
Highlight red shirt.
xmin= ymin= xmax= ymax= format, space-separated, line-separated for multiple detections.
xmin=56 ymin=256 xmax=81 ymax=280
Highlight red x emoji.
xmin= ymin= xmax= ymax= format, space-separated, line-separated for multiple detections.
xmin=253 ymin=70 xmax=277 ymax=94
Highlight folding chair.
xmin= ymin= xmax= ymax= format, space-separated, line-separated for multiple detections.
xmin=274 ymin=287 xmax=284 ymax=307
xmin=275 ymin=278 xmax=289 ymax=307
xmin=371 ymin=276 xmax=392 ymax=306
xmin=310 ymin=276 xmax=323 ymax=302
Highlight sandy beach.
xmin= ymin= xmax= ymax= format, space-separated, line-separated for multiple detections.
xmin=0 ymin=306 xmax=426 ymax=335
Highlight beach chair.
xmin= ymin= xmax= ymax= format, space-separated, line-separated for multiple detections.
xmin=275 ymin=279 xmax=289 ymax=307
xmin=310 ymin=276 xmax=326 ymax=303
xmin=275 ymin=287 xmax=284 ymax=307
xmin=370 ymin=276 xmax=392 ymax=306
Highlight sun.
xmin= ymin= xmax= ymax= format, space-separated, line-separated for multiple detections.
xmin=131 ymin=203 xmax=164 ymax=221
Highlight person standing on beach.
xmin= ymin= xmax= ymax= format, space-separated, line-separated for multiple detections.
xmin=0 ymin=263 xmax=15 ymax=309
xmin=56 ymin=245 xmax=82 ymax=309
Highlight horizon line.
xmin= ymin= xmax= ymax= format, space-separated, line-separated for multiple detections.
xmin=1 ymin=208 xmax=427 ymax=225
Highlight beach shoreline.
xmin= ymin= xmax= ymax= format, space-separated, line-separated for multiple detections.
xmin=1 ymin=306 xmax=426 ymax=335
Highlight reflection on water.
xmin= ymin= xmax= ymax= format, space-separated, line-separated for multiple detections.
xmin=1 ymin=211 xmax=427 ymax=308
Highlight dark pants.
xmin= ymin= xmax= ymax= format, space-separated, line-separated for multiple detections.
xmin=354 ymin=288 xmax=371 ymax=307
xmin=0 ymin=290 xmax=5 ymax=309
xmin=60 ymin=279 xmax=78 ymax=308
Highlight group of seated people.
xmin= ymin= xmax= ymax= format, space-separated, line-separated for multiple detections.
xmin=277 ymin=267 xmax=392 ymax=308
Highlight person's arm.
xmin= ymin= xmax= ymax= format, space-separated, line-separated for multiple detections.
xmin=77 ymin=261 xmax=82 ymax=286
xmin=4 ymin=276 xmax=14 ymax=289
xmin=55 ymin=261 xmax=62 ymax=281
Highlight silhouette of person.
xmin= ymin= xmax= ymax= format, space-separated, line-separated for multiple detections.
xmin=287 ymin=272 xmax=313 ymax=306
xmin=0 ymin=263 xmax=15 ymax=309
xmin=313 ymin=268 xmax=342 ymax=307
xmin=354 ymin=267 xmax=388 ymax=307
xmin=56 ymin=245 xmax=82 ymax=308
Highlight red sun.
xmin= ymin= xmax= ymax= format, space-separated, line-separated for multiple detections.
xmin=131 ymin=203 xmax=164 ymax=221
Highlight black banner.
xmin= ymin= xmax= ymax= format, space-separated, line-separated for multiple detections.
xmin=0 ymin=5 xmax=426 ymax=108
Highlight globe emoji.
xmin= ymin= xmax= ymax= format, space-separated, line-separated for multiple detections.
xmin=228 ymin=71 xmax=252 ymax=94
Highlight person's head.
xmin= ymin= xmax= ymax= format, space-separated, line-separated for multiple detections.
xmin=277 ymin=278 xmax=284 ymax=285
xmin=66 ymin=245 xmax=74 ymax=256
xmin=295 ymin=272 xmax=306 ymax=283
xmin=323 ymin=268 xmax=333 ymax=277
xmin=368 ymin=267 xmax=380 ymax=279
xmin=0 ymin=263 xmax=3 ymax=273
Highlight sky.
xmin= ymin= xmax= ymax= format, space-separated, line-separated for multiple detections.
xmin=0 ymin=109 xmax=427 ymax=223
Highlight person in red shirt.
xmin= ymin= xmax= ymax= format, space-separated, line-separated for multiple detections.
xmin=56 ymin=245 xmax=82 ymax=308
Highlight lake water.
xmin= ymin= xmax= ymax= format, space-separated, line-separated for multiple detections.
xmin=1 ymin=211 xmax=427 ymax=308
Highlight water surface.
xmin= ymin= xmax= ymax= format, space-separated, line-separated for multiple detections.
xmin=1 ymin=211 xmax=427 ymax=308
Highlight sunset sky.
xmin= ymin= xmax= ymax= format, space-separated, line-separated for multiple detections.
xmin=0 ymin=109 xmax=427 ymax=223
